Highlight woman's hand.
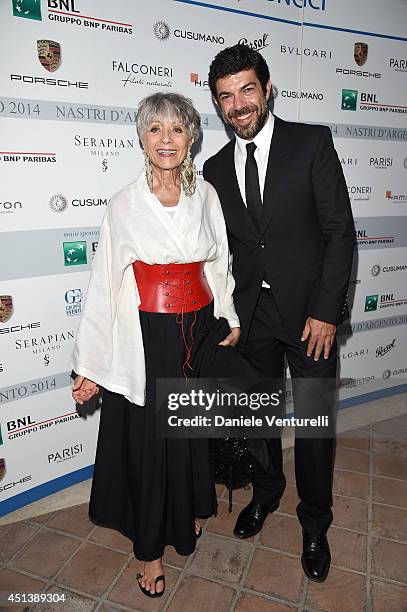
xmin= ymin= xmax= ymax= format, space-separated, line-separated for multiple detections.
xmin=218 ymin=327 xmax=241 ymax=347
xmin=72 ymin=375 xmax=99 ymax=405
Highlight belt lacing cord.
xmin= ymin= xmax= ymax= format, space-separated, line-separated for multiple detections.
xmin=160 ymin=266 xmax=203 ymax=380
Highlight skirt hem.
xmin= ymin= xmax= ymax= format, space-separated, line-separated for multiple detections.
xmin=89 ymin=505 xmax=217 ymax=561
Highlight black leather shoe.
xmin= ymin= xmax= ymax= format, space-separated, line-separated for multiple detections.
xmin=301 ymin=532 xmax=331 ymax=582
xmin=233 ymin=499 xmax=279 ymax=539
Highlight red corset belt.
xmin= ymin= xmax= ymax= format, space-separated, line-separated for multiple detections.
xmin=132 ymin=261 xmax=213 ymax=313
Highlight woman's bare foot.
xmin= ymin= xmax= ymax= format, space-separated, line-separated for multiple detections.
xmin=195 ymin=518 xmax=201 ymax=536
xmin=137 ymin=558 xmax=164 ymax=595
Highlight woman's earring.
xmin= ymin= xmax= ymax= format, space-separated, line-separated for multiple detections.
xmin=180 ymin=151 xmax=197 ymax=197
xmin=144 ymin=151 xmax=153 ymax=192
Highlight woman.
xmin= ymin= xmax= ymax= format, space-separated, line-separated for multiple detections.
xmin=71 ymin=92 xmax=240 ymax=598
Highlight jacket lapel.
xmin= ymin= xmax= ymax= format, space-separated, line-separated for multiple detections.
xmin=260 ymin=115 xmax=290 ymax=237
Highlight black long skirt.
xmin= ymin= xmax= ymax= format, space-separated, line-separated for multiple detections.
xmin=88 ymin=303 xmax=217 ymax=561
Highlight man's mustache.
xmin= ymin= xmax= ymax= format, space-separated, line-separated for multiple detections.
xmin=227 ymin=105 xmax=258 ymax=120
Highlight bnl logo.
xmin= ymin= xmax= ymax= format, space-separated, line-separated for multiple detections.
xmin=341 ymin=89 xmax=358 ymax=111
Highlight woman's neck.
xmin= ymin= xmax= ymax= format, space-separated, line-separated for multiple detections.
xmin=151 ymin=166 xmax=181 ymax=207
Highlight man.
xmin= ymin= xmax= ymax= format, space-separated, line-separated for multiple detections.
xmin=203 ymin=44 xmax=354 ymax=582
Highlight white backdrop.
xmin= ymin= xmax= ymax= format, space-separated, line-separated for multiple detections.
xmin=1 ymin=0 xmax=406 ymax=515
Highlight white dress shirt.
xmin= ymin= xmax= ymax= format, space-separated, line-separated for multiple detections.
xmin=234 ymin=112 xmax=275 ymax=287
xmin=70 ymin=173 xmax=239 ymax=406
xmin=234 ymin=112 xmax=275 ymax=204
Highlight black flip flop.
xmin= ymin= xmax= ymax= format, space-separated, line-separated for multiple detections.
xmin=136 ymin=572 xmax=165 ymax=598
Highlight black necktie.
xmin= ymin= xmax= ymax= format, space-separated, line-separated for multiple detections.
xmin=245 ymin=142 xmax=262 ymax=231
xmin=245 ymin=142 xmax=271 ymax=286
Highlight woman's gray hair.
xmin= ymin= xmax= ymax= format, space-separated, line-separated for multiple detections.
xmin=136 ymin=92 xmax=201 ymax=142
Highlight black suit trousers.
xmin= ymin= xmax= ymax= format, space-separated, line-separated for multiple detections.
xmin=238 ymin=289 xmax=337 ymax=534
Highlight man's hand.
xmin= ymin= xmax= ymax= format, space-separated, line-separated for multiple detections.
xmin=218 ymin=327 xmax=241 ymax=347
xmin=72 ymin=375 xmax=99 ymax=405
xmin=301 ymin=317 xmax=336 ymax=361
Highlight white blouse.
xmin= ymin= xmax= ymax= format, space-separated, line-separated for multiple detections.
xmin=70 ymin=172 xmax=240 ymax=405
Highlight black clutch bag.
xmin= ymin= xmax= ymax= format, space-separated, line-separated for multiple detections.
xmin=210 ymin=436 xmax=266 ymax=512
xmin=190 ymin=318 xmax=269 ymax=511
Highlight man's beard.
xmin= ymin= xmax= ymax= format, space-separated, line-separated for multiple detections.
xmin=223 ymin=98 xmax=269 ymax=140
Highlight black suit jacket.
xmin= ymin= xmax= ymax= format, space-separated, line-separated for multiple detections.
xmin=203 ymin=115 xmax=355 ymax=342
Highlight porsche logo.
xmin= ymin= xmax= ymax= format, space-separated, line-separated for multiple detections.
xmin=37 ymin=39 xmax=61 ymax=72
xmin=0 ymin=458 xmax=6 ymax=482
xmin=0 ymin=296 xmax=13 ymax=323
xmin=354 ymin=42 xmax=368 ymax=67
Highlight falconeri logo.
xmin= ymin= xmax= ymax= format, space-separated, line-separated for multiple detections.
xmin=37 ymin=40 xmax=61 ymax=72
xmin=112 ymin=60 xmax=174 ymax=88
xmin=12 ymin=0 xmax=41 ymax=20
xmin=63 ymin=241 xmax=87 ymax=266
xmin=347 ymin=185 xmax=372 ymax=202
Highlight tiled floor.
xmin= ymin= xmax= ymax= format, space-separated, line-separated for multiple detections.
xmin=1 ymin=414 xmax=406 ymax=612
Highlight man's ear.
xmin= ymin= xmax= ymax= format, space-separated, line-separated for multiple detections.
xmin=212 ymin=94 xmax=220 ymax=108
xmin=265 ymin=79 xmax=272 ymax=101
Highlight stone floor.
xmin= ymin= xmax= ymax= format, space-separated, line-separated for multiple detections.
xmin=1 ymin=413 xmax=406 ymax=612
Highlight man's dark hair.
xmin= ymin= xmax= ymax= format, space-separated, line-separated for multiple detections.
xmin=208 ymin=44 xmax=270 ymax=100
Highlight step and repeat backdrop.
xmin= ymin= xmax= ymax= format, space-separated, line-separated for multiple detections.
xmin=0 ymin=0 xmax=406 ymax=515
